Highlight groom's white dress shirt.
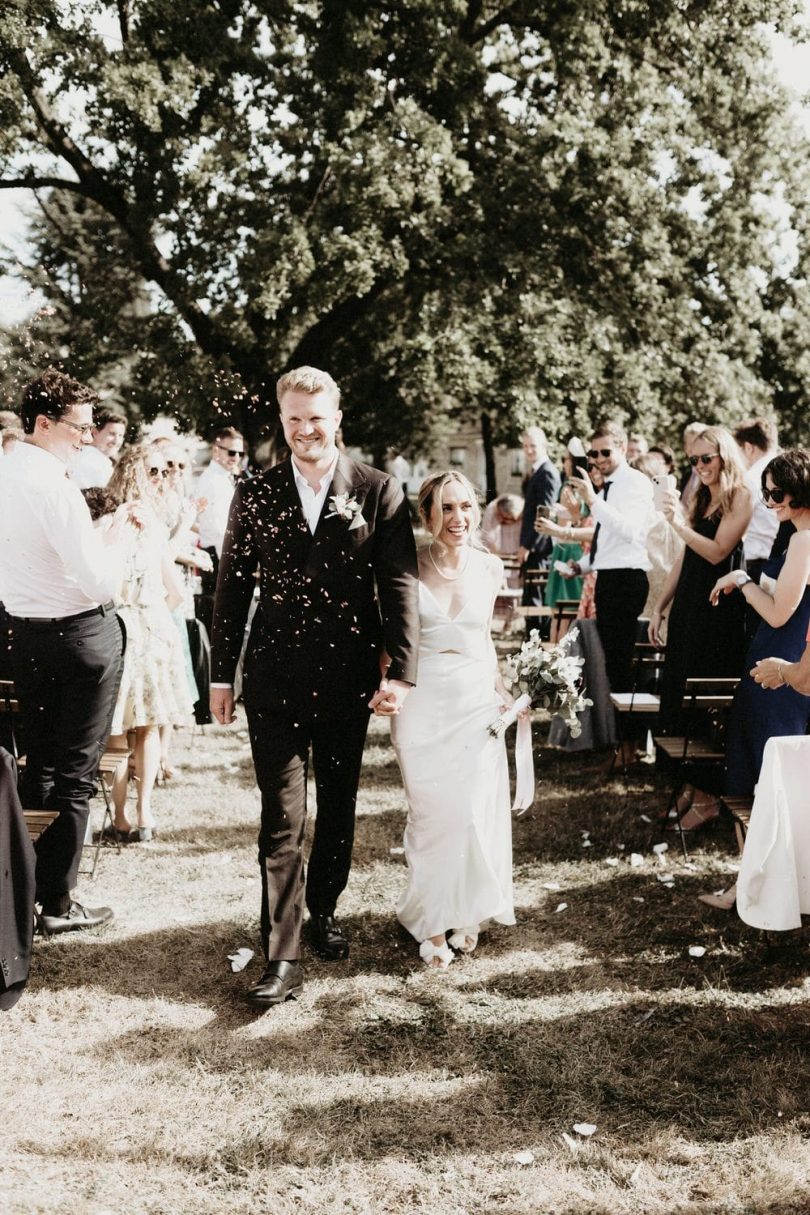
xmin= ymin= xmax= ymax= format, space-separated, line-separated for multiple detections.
xmin=578 ymin=459 xmax=653 ymax=573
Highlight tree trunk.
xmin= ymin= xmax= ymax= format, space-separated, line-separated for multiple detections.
xmin=480 ymin=410 xmax=497 ymax=503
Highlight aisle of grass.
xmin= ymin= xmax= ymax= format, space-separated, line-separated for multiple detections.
xmin=1 ymin=715 xmax=809 ymax=1215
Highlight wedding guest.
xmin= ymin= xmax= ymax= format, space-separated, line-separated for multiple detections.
xmin=696 ymin=450 xmax=810 ymax=901
xmin=649 ymin=426 xmax=752 ymax=830
xmin=648 ymin=443 xmax=676 ymax=477
xmin=391 ymin=472 xmax=515 ymax=968
xmin=481 ymin=493 xmax=523 ymax=593
xmin=71 ymin=407 xmax=127 ymax=489
xmin=517 ymin=427 xmax=561 ymax=631
xmin=626 ymin=433 xmax=649 ymax=461
xmin=634 ymin=451 xmax=684 ymax=639
xmin=733 ymin=417 xmax=780 ymax=637
xmin=195 ymin=426 xmax=245 ymax=633
xmin=104 ymin=445 xmax=194 ymax=842
xmin=0 ymin=370 xmax=137 ymax=933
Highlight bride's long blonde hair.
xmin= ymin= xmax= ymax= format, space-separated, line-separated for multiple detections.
xmin=417 ymin=470 xmax=487 ymax=551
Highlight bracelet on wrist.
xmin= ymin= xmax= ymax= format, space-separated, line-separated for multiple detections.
xmin=776 ymin=662 xmax=786 ymax=687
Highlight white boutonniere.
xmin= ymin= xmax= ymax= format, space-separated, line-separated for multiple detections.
xmin=326 ymin=492 xmax=367 ymax=531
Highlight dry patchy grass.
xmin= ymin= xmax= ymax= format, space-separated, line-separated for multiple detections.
xmin=1 ymin=715 xmax=809 ymax=1215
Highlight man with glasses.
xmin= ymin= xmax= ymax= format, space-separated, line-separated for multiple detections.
xmin=70 ymin=407 xmax=127 ymax=490
xmin=0 ymin=369 xmax=139 ymax=934
xmin=566 ymin=420 xmax=654 ymax=763
xmin=195 ymin=426 xmax=246 ymax=634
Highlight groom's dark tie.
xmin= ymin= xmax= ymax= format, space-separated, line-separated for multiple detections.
xmin=588 ymin=479 xmax=611 ymax=566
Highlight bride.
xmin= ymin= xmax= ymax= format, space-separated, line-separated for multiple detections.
xmin=389 ymin=471 xmax=516 ymax=969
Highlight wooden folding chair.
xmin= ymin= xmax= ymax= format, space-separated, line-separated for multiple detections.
xmin=608 ymin=643 xmax=666 ymax=780
xmin=719 ymin=795 xmax=754 ymax=854
xmin=654 ymin=676 xmax=739 ymax=857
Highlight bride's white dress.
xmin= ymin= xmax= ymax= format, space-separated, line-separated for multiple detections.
xmin=391 ymin=551 xmax=515 ymax=942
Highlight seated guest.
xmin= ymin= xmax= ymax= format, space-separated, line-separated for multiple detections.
xmin=0 ymin=370 xmax=138 ymax=933
xmin=70 ymin=407 xmax=127 ymax=489
xmin=690 ymin=452 xmax=810 ymax=884
xmin=481 ymin=493 xmax=523 ymax=589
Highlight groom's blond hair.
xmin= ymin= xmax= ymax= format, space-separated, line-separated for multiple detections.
xmin=276 ymin=366 xmax=341 ymax=406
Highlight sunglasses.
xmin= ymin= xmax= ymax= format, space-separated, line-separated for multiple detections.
xmin=689 ymin=453 xmax=719 ymax=466
xmin=762 ymin=485 xmax=787 ymax=504
xmin=586 ymin=448 xmax=615 ymax=460
xmin=148 ymin=466 xmax=169 ymax=479
xmin=215 ymin=443 xmax=244 ymax=458
xmin=166 ymin=460 xmax=186 ymax=471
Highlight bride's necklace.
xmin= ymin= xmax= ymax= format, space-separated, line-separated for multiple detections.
xmin=429 ymin=542 xmax=470 ymax=581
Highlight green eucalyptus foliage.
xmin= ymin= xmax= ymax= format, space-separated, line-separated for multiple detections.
xmin=1 ymin=0 xmax=808 ymax=464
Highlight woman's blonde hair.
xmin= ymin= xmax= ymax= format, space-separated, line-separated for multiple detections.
xmin=417 ymin=470 xmax=484 ymax=545
xmin=107 ymin=442 xmax=164 ymax=507
xmin=688 ymin=425 xmax=747 ymax=525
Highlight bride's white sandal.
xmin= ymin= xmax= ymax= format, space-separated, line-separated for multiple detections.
xmin=419 ymin=939 xmax=454 ymax=970
xmin=448 ymin=926 xmax=479 ymax=953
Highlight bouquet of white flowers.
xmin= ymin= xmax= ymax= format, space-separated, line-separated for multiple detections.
xmin=488 ymin=627 xmax=591 ymax=739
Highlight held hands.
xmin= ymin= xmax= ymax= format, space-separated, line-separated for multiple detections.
xmin=210 ymin=686 xmax=236 ymax=725
xmin=751 ymin=658 xmax=786 ymax=689
xmin=369 ymin=678 xmax=411 ymax=716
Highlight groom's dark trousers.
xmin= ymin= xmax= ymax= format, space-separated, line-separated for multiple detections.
xmin=211 ymin=453 xmax=419 ymax=961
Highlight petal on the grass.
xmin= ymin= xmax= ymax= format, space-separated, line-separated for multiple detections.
xmin=688 ymin=946 xmax=706 ymax=957
xmin=555 ymin=902 xmax=568 ymax=913
xmin=630 ymin=853 xmax=644 ymax=867
xmin=512 ymin=1150 xmax=534 ymax=1166
xmin=573 ymin=1123 xmax=597 ymax=1136
xmin=227 ymin=948 xmax=254 ymax=973
xmin=652 ymin=842 xmax=669 ymax=855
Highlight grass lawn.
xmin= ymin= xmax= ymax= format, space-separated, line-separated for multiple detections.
xmin=1 ymin=713 xmax=809 ymax=1215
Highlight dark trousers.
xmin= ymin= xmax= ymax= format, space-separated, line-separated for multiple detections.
xmin=10 ymin=608 xmax=125 ymax=909
xmin=522 ymin=549 xmax=550 ymax=639
xmin=243 ymin=695 xmax=370 ymax=960
xmin=594 ymin=568 xmax=648 ymax=694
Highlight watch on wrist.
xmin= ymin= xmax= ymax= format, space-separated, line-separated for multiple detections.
xmin=735 ymin=571 xmax=752 ymax=589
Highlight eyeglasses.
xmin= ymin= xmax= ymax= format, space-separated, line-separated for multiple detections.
xmin=148 ymin=466 xmax=169 ymax=479
xmin=586 ymin=448 xmax=615 ymax=460
xmin=166 ymin=460 xmax=186 ymax=471
xmin=762 ymin=485 xmax=787 ymax=504
xmin=215 ymin=443 xmax=244 ymax=458
xmin=689 ymin=453 xmax=719 ymax=466
xmin=57 ymin=418 xmax=94 ymax=438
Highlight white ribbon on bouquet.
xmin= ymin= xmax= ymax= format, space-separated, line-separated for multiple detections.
xmin=495 ymin=692 xmax=535 ymax=812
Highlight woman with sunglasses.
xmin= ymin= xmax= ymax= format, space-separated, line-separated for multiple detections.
xmin=649 ymin=426 xmax=752 ymax=828
xmin=104 ymin=445 xmax=194 ymax=841
xmin=689 ymin=451 xmax=810 ymax=893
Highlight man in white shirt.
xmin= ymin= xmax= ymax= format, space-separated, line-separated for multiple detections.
xmin=734 ymin=418 xmax=780 ymax=637
xmin=70 ymin=407 xmax=127 ymax=489
xmin=568 ymin=419 xmax=654 ymax=699
xmin=195 ymin=426 xmax=246 ymax=634
xmin=0 ymin=370 xmax=137 ymax=935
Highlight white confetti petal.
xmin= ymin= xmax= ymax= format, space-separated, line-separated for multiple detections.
xmin=542 ymin=881 xmax=562 ymax=891
xmin=630 ymin=853 xmax=644 ymax=867
xmin=389 ymin=847 xmax=405 ymax=856
xmin=581 ymin=839 xmax=593 ymax=848
xmin=227 ymin=947 xmax=254 ymax=973
xmin=632 ymin=896 xmax=645 ymax=902
xmin=573 ymin=1122 xmax=597 ymax=1136
xmin=639 ymin=813 xmax=652 ymax=823
xmin=561 ymin=1132 xmax=579 ymax=1154
xmin=555 ymin=902 xmax=568 ymax=913
xmin=688 ymin=946 xmax=706 ymax=958
xmin=604 ymin=857 xmax=620 ymax=867
xmin=512 ymin=1150 xmax=534 ymax=1166
xmin=652 ymin=842 xmax=669 ymax=855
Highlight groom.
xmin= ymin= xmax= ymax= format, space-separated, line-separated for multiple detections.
xmin=210 ymin=367 xmax=419 ymax=1007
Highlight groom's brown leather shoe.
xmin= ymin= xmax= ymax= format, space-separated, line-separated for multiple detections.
xmin=310 ymin=914 xmax=349 ymax=961
xmin=246 ymin=960 xmax=304 ymax=1008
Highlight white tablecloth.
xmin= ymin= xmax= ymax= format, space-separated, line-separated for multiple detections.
xmin=737 ymin=735 xmax=810 ymax=931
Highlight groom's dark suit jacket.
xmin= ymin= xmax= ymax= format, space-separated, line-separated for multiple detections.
xmin=211 ymin=452 xmax=419 ymax=717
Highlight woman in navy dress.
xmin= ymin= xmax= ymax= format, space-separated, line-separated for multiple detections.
xmin=698 ymin=449 xmax=810 ymax=907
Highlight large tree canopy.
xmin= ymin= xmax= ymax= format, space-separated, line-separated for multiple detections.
xmin=1 ymin=0 xmax=808 ymax=466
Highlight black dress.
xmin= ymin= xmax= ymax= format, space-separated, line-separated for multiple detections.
xmin=658 ymin=511 xmax=746 ymax=733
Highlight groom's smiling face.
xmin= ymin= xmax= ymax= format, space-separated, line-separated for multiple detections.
xmin=280 ymin=389 xmax=343 ymax=465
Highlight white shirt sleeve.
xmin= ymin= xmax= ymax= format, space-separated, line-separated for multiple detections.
xmin=47 ymin=484 xmax=128 ymax=604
